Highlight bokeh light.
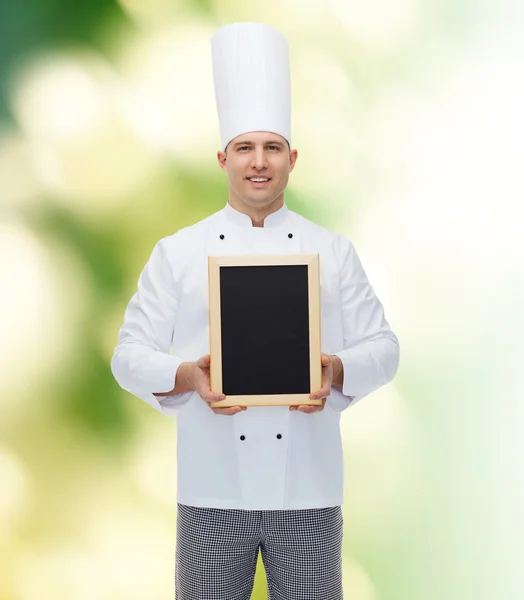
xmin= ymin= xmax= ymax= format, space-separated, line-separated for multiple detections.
xmin=0 ymin=221 xmax=87 ymax=405
xmin=11 ymin=52 xmax=163 ymax=210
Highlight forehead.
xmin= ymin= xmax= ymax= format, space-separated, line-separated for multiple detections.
xmin=230 ymin=131 xmax=286 ymax=145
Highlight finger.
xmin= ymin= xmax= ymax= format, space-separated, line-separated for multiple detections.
xmin=321 ymin=354 xmax=330 ymax=366
xmin=201 ymin=391 xmax=227 ymax=403
xmin=212 ymin=406 xmax=244 ymax=416
xmin=290 ymin=400 xmax=324 ymax=411
xmin=296 ymin=405 xmax=321 ymax=413
xmin=309 ymin=386 xmax=330 ymax=400
xmin=300 ymin=398 xmax=326 ymax=412
xmin=310 ymin=362 xmax=332 ymax=400
xmin=294 ymin=405 xmax=312 ymax=413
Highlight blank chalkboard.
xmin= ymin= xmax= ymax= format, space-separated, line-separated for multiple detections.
xmin=208 ymin=254 xmax=322 ymax=407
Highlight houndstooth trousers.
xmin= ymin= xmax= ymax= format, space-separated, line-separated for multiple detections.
xmin=175 ymin=503 xmax=344 ymax=600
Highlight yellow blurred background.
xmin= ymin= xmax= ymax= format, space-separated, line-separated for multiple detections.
xmin=1 ymin=1 xmax=522 ymax=598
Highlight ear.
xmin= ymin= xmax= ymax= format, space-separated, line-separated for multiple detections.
xmin=217 ymin=150 xmax=227 ymax=172
xmin=289 ymin=149 xmax=298 ymax=172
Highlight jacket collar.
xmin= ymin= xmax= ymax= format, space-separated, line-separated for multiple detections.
xmin=223 ymin=201 xmax=291 ymax=229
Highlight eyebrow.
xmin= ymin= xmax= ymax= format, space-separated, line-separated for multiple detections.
xmin=233 ymin=140 xmax=285 ymax=148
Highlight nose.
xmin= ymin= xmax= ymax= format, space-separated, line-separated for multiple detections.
xmin=252 ymin=147 xmax=268 ymax=171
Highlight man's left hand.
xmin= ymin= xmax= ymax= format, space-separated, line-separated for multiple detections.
xmin=289 ymin=353 xmax=336 ymax=414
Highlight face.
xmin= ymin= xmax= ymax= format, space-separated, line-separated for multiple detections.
xmin=217 ymin=131 xmax=298 ymax=212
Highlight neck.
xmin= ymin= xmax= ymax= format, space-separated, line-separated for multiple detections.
xmin=228 ymin=194 xmax=285 ymax=228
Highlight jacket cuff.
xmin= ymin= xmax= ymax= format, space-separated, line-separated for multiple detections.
xmin=112 ymin=351 xmax=191 ymax=416
xmin=137 ymin=389 xmax=194 ymax=417
xmin=326 ymin=388 xmax=356 ymax=412
xmin=332 ymin=349 xmax=384 ymax=404
xmin=152 ymin=358 xmax=194 ymax=415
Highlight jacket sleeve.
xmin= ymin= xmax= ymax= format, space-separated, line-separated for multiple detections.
xmin=330 ymin=235 xmax=400 ymax=412
xmin=111 ymin=240 xmax=193 ymax=416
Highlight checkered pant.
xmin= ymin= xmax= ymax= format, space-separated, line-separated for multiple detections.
xmin=175 ymin=503 xmax=343 ymax=600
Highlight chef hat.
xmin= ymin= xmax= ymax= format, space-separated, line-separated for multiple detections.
xmin=211 ymin=22 xmax=291 ymax=151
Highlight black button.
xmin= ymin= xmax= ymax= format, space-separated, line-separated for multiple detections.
xmin=276 ymin=434 xmax=282 ymax=439
xmin=219 ymin=234 xmax=225 ymax=240
xmin=240 ymin=435 xmax=245 ymax=441
xmin=288 ymin=233 xmax=293 ymax=238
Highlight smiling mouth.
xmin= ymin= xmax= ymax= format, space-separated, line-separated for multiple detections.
xmin=246 ymin=177 xmax=271 ymax=186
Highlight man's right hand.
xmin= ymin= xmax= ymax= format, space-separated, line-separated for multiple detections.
xmin=182 ymin=354 xmax=246 ymax=416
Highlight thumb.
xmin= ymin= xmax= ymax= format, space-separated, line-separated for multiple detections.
xmin=197 ymin=354 xmax=211 ymax=368
xmin=321 ymin=354 xmax=330 ymax=366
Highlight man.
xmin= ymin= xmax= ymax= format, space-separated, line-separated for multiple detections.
xmin=111 ymin=22 xmax=399 ymax=600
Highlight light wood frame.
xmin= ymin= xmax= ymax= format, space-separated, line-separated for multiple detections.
xmin=208 ymin=254 xmax=322 ymax=407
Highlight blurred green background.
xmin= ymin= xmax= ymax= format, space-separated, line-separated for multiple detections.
xmin=1 ymin=1 xmax=522 ymax=599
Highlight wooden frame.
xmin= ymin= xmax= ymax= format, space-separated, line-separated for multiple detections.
xmin=208 ymin=254 xmax=322 ymax=407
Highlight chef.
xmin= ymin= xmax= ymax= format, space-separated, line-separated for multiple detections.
xmin=111 ymin=21 xmax=399 ymax=600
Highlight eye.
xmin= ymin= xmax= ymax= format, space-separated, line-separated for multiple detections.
xmin=238 ymin=146 xmax=250 ymax=151
xmin=267 ymin=145 xmax=280 ymax=150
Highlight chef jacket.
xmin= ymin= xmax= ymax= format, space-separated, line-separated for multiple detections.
xmin=111 ymin=202 xmax=399 ymax=510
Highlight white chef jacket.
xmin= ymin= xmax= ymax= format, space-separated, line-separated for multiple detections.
xmin=111 ymin=202 xmax=399 ymax=510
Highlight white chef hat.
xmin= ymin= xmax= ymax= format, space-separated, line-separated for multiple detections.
xmin=211 ymin=22 xmax=291 ymax=151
